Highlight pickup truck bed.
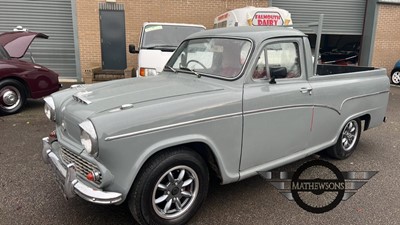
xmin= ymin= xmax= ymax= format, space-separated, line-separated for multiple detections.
xmin=317 ymin=64 xmax=375 ymax=76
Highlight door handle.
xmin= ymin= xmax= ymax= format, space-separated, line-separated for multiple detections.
xmin=300 ymin=87 xmax=313 ymax=95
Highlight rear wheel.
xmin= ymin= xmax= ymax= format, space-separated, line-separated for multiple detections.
xmin=0 ymin=79 xmax=27 ymax=115
xmin=326 ymin=118 xmax=361 ymax=159
xmin=129 ymin=147 xmax=209 ymax=225
xmin=391 ymin=70 xmax=400 ymax=85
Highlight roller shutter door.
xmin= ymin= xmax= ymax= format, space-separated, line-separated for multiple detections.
xmin=271 ymin=0 xmax=367 ymax=35
xmin=0 ymin=0 xmax=77 ymax=79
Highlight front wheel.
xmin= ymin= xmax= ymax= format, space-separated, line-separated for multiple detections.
xmin=129 ymin=148 xmax=209 ymax=225
xmin=326 ymin=118 xmax=361 ymax=159
xmin=391 ymin=70 xmax=400 ymax=85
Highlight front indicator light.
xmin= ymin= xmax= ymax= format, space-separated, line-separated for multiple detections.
xmin=139 ymin=67 xmax=157 ymax=76
xmin=86 ymin=171 xmax=101 ymax=182
xmin=49 ymin=130 xmax=57 ymax=138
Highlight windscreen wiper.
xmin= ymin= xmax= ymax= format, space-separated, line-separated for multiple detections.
xmin=179 ymin=66 xmax=201 ymax=78
xmin=164 ymin=65 xmax=177 ymax=73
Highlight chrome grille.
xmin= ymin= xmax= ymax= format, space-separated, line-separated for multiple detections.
xmin=60 ymin=147 xmax=102 ymax=184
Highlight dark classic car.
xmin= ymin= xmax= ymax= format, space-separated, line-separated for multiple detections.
xmin=0 ymin=31 xmax=60 ymax=115
xmin=391 ymin=59 xmax=400 ymax=85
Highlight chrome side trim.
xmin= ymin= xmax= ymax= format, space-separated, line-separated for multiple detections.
xmin=244 ymin=104 xmax=313 ymax=115
xmin=340 ymin=90 xmax=390 ymax=110
xmin=105 ymin=104 xmax=342 ymax=141
xmin=314 ymin=104 xmax=341 ymax=115
xmin=105 ymin=112 xmax=243 ymax=141
xmin=244 ymin=104 xmax=341 ymax=115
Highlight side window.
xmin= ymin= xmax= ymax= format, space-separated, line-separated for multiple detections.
xmin=253 ymin=50 xmax=267 ymax=79
xmin=253 ymin=41 xmax=301 ymax=80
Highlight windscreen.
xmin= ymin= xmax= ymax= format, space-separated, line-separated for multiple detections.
xmin=166 ymin=38 xmax=252 ymax=79
xmin=141 ymin=25 xmax=204 ymax=49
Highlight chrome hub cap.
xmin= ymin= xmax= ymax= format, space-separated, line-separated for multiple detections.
xmin=341 ymin=120 xmax=358 ymax=151
xmin=0 ymin=86 xmax=21 ymax=110
xmin=152 ymin=165 xmax=199 ymax=219
xmin=392 ymin=71 xmax=400 ymax=84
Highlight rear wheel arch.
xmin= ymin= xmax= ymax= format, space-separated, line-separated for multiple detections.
xmin=359 ymin=114 xmax=371 ymax=131
xmin=326 ymin=116 xmax=362 ymax=159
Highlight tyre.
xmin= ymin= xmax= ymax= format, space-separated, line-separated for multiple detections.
xmin=326 ymin=118 xmax=361 ymax=159
xmin=128 ymin=147 xmax=209 ymax=225
xmin=391 ymin=70 xmax=400 ymax=85
xmin=0 ymin=79 xmax=27 ymax=115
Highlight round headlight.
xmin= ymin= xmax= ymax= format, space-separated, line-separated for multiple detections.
xmin=43 ymin=96 xmax=55 ymax=121
xmin=79 ymin=120 xmax=98 ymax=155
xmin=80 ymin=130 xmax=93 ymax=154
xmin=44 ymin=103 xmax=52 ymax=120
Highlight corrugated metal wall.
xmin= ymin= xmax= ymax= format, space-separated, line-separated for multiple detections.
xmin=0 ymin=0 xmax=77 ymax=79
xmin=271 ymin=0 xmax=367 ymax=35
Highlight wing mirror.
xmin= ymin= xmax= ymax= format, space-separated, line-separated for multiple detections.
xmin=269 ymin=67 xmax=287 ymax=84
xmin=129 ymin=44 xmax=139 ymax=54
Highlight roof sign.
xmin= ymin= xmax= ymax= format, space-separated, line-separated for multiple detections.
xmin=252 ymin=11 xmax=284 ymax=26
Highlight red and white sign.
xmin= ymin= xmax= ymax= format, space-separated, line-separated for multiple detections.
xmin=252 ymin=11 xmax=283 ymax=26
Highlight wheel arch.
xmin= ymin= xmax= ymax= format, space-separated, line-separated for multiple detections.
xmin=0 ymin=76 xmax=31 ymax=97
xmin=134 ymin=139 xmax=223 ymax=185
xmin=126 ymin=140 xmax=213 ymax=224
xmin=333 ymin=113 xmax=366 ymax=144
xmin=125 ymin=137 xmax=225 ymax=203
xmin=359 ymin=114 xmax=371 ymax=131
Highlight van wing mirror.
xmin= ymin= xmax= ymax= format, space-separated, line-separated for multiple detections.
xmin=129 ymin=44 xmax=139 ymax=54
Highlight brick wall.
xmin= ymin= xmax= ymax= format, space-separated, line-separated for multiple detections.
xmin=372 ymin=3 xmax=400 ymax=75
xmin=76 ymin=0 xmax=268 ymax=83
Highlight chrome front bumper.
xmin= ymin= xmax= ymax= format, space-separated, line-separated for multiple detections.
xmin=42 ymin=137 xmax=122 ymax=204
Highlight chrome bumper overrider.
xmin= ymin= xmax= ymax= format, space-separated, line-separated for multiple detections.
xmin=42 ymin=137 xmax=122 ymax=204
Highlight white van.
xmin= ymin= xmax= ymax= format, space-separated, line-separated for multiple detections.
xmin=129 ymin=22 xmax=205 ymax=77
xmin=214 ymin=6 xmax=292 ymax=28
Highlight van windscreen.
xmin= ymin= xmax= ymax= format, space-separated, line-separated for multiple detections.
xmin=141 ymin=25 xmax=204 ymax=50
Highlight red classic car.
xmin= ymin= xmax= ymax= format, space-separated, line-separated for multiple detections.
xmin=0 ymin=31 xmax=60 ymax=115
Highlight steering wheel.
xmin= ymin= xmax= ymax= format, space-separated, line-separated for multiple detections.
xmin=187 ymin=60 xmax=207 ymax=70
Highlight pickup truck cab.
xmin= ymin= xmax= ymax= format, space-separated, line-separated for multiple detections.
xmin=129 ymin=22 xmax=205 ymax=77
xmin=42 ymin=26 xmax=389 ymax=225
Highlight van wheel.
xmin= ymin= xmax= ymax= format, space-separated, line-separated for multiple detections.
xmin=0 ymin=79 xmax=27 ymax=115
xmin=327 ymin=118 xmax=361 ymax=159
xmin=128 ymin=148 xmax=209 ymax=225
xmin=391 ymin=70 xmax=400 ymax=85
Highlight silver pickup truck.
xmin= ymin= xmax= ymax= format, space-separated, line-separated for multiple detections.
xmin=41 ymin=26 xmax=389 ymax=225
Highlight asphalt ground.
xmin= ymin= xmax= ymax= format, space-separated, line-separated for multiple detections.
xmin=0 ymin=85 xmax=399 ymax=225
